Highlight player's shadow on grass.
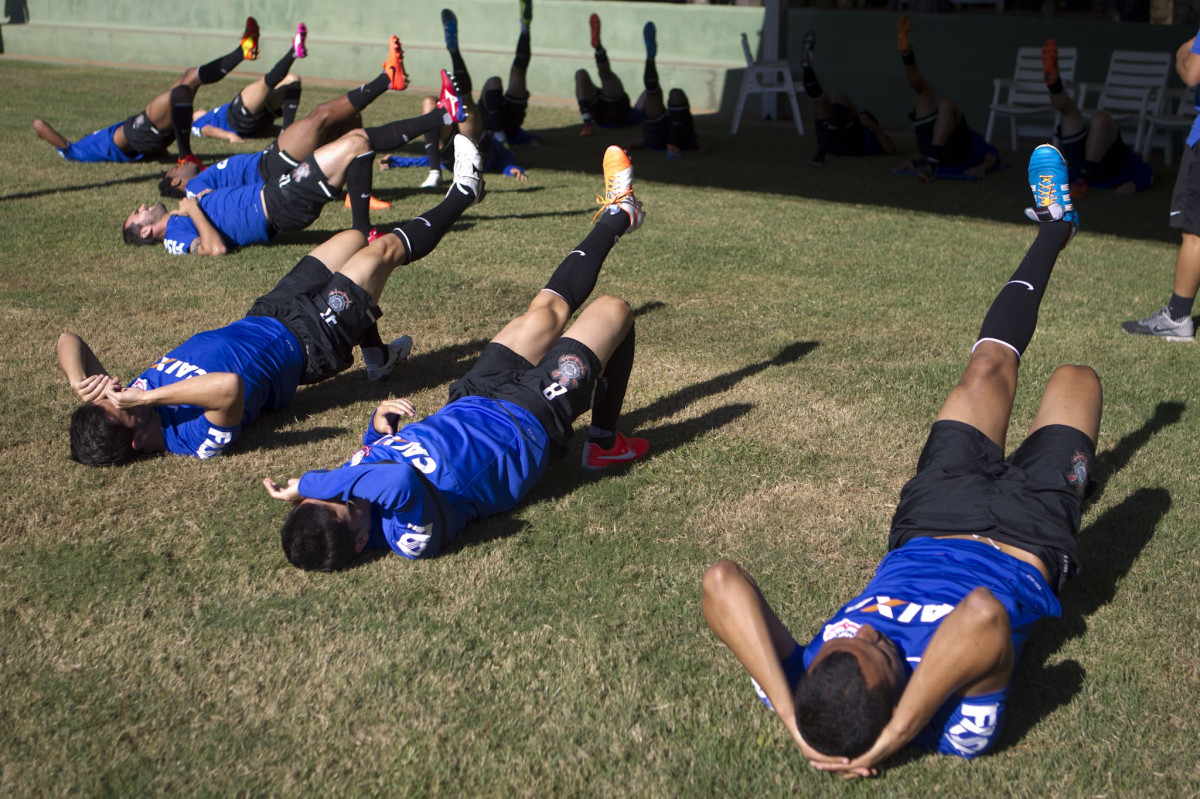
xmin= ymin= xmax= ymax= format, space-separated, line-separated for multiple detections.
xmin=0 ymin=171 xmax=158 ymax=202
xmin=444 ymin=340 xmax=818 ymax=556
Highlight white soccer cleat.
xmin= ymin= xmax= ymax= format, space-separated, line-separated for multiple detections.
xmin=448 ymin=133 xmax=485 ymax=205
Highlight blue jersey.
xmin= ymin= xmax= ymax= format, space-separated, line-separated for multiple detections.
xmin=191 ymin=104 xmax=236 ymax=138
xmin=186 ymin=152 xmax=265 ymax=197
xmin=297 ymin=396 xmax=551 ymax=559
xmin=129 ymin=316 xmax=304 ymax=458
xmin=163 ymin=184 xmax=271 ymax=255
xmin=58 ymin=122 xmax=141 ymax=163
xmin=1190 ymin=32 xmax=1200 ymax=147
xmin=757 ymin=538 xmax=1060 ymax=759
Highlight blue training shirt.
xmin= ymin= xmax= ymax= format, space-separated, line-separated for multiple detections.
xmin=191 ymin=104 xmax=236 ymax=138
xmin=163 ymin=184 xmax=271 ymax=255
xmin=755 ymin=538 xmax=1061 ymax=759
xmin=297 ymin=396 xmax=551 ymax=560
xmin=1190 ymin=30 xmax=1200 ymax=147
xmin=129 ymin=316 xmax=304 ymax=458
xmin=186 ymin=152 xmax=265 ymax=197
xmin=58 ymin=122 xmax=141 ymax=163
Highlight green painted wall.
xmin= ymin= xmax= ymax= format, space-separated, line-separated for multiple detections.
xmin=2 ymin=1 xmax=1195 ymax=135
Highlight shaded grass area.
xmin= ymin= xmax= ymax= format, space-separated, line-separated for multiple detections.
xmin=2 ymin=59 xmax=1199 ymax=795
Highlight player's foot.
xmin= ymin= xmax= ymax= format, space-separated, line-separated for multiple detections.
xmin=442 ymin=8 xmax=459 ymax=52
xmin=177 ymin=153 xmax=206 ymax=172
xmin=241 ymin=16 xmax=260 ymax=61
xmin=520 ymin=0 xmax=533 ymax=27
xmin=343 ymin=193 xmax=392 ymax=210
xmin=580 ymin=120 xmax=596 ymax=137
xmin=1120 ymin=307 xmax=1195 ymax=341
xmin=448 ymin=133 xmax=485 ymax=205
xmin=644 ymin=21 xmax=657 ymax=60
xmin=590 ymin=13 xmax=602 ymax=50
xmin=383 ymin=35 xmax=409 ymax=91
xmin=366 ymin=335 xmax=414 ymax=382
xmin=801 ymin=29 xmax=816 ymax=68
xmin=582 ymin=431 xmax=649 ymax=469
xmin=594 ymin=145 xmax=643 ymax=230
xmin=1024 ymin=143 xmax=1078 ymax=231
xmin=666 ymin=143 xmax=681 ymax=160
xmin=810 ymin=148 xmax=826 ymax=167
xmin=366 ymin=227 xmax=383 ymax=243
xmin=420 ymin=169 xmax=443 ymax=189
xmin=897 ymin=13 xmax=912 ymax=55
xmin=293 ymin=22 xmax=308 ymax=59
xmin=437 ymin=70 xmax=468 ymax=123
xmin=1042 ymin=38 xmax=1058 ymax=85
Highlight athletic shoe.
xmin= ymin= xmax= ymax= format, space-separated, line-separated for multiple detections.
xmin=448 ymin=133 xmax=485 ymax=205
xmin=801 ymin=29 xmax=816 ymax=68
xmin=241 ymin=17 xmax=260 ymax=61
xmin=442 ymin=8 xmax=459 ymax=52
xmin=1042 ymin=38 xmax=1058 ymax=86
xmin=644 ymin=21 xmax=657 ymax=60
xmin=366 ymin=335 xmax=414 ymax=382
xmin=580 ymin=120 xmax=596 ymax=137
xmin=343 ymin=193 xmax=392 ymax=210
xmin=437 ymin=69 xmax=467 ymax=123
xmin=293 ymin=22 xmax=308 ymax=59
xmin=810 ymin=149 xmax=826 ymax=167
xmin=177 ymin=153 xmax=206 ymax=171
xmin=1120 ymin=307 xmax=1196 ymax=341
xmin=520 ymin=0 xmax=533 ymax=27
xmin=1024 ymin=143 xmax=1078 ymax=230
xmin=383 ymin=36 xmax=409 ymax=91
xmin=590 ymin=13 xmax=601 ymax=50
xmin=366 ymin=227 xmax=383 ymax=243
xmin=897 ymin=13 xmax=912 ymax=55
xmin=582 ymin=431 xmax=649 ymax=469
xmin=420 ymin=169 xmax=443 ymax=189
xmin=593 ymin=145 xmax=643 ymax=230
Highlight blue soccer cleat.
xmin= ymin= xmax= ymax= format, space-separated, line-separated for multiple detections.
xmin=442 ymin=8 xmax=458 ymax=52
xmin=644 ymin=21 xmax=656 ymax=60
xmin=1024 ymin=143 xmax=1078 ymax=232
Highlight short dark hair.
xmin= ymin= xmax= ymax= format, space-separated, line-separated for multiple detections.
xmin=158 ymin=175 xmax=186 ymax=199
xmin=69 ymin=403 xmax=137 ymax=466
xmin=794 ymin=650 xmax=894 ymax=758
xmin=280 ymin=501 xmax=358 ymax=571
xmin=122 ymin=221 xmax=157 ymax=246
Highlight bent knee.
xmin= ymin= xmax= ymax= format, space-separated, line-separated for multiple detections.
xmin=702 ymin=559 xmax=744 ymax=598
xmin=592 ymin=294 xmax=632 ymax=317
xmin=667 ymin=88 xmax=689 ymax=107
xmin=483 ymin=76 xmax=503 ymax=91
xmin=1050 ymin=363 xmax=1100 ymax=387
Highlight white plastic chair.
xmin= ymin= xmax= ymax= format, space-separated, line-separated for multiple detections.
xmin=1079 ymin=50 xmax=1172 ymax=154
xmin=1141 ymin=86 xmax=1198 ymax=166
xmin=731 ymin=32 xmax=804 ymax=135
xmin=985 ymin=46 xmax=1078 ymax=151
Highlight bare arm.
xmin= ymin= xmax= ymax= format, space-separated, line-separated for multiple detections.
xmin=815 ymin=587 xmax=1013 ymax=778
xmin=1177 ymin=36 xmax=1200 ymax=86
xmin=198 ymin=125 xmax=243 ymax=143
xmin=106 ymin=371 xmax=244 ymax=428
xmin=174 ymin=195 xmax=228 ymax=257
xmin=57 ymin=332 xmax=118 ymax=403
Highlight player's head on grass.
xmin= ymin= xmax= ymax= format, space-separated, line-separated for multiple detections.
xmin=281 ymin=499 xmax=371 ymax=572
xmin=159 ymin=161 xmax=203 ymax=198
xmin=122 ymin=202 xmax=169 ymax=246
xmin=68 ymin=399 xmax=155 ymax=466
xmin=795 ymin=624 xmax=906 ymax=757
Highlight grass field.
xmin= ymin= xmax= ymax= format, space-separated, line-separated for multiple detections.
xmin=2 ymin=58 xmax=1199 ymax=795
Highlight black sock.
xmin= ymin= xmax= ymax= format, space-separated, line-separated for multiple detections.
xmin=901 ymin=48 xmax=916 ymax=66
xmin=348 ymin=73 xmax=393 ymax=112
xmin=644 ymin=56 xmax=659 ymax=95
xmin=481 ymin=86 xmax=505 ymax=132
xmin=366 ymin=109 xmax=444 ymax=152
xmin=197 ymin=47 xmax=245 ymax=84
xmin=514 ymin=31 xmax=531 ymax=70
xmin=391 ymin=190 xmax=473 ymax=263
xmin=281 ymin=85 xmax=302 ymax=129
xmin=975 ymin=222 xmax=1072 ymax=358
xmin=1047 ymin=76 xmax=1064 ymax=95
xmin=424 ymin=130 xmax=442 ymax=171
xmin=360 ymin=323 xmax=385 ymax=351
xmin=346 ymin=151 xmax=375 ymax=234
xmin=1080 ymin=159 xmax=1102 ymax=182
xmin=264 ymin=50 xmax=297 ymax=89
xmin=543 ymin=212 xmax=629 ymax=314
xmin=802 ymin=65 xmax=823 ymax=99
xmin=595 ymin=47 xmax=610 ymax=73
xmin=589 ymin=322 xmax=635 ymax=442
xmin=1168 ymin=293 xmax=1195 ymax=320
xmin=448 ymin=51 xmax=472 ymax=95
xmin=169 ymin=86 xmax=194 ymax=158
xmin=667 ymin=103 xmax=695 ymax=149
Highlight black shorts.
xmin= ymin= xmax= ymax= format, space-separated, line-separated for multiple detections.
xmin=911 ymin=109 xmax=975 ymax=166
xmin=1057 ymin=123 xmax=1131 ymax=186
xmin=583 ymin=92 xmax=635 ymax=127
xmin=888 ymin=420 xmax=1095 ymax=592
xmin=227 ymin=94 xmax=274 ymax=138
xmin=257 ymin=141 xmax=304 ymax=184
xmin=122 ymin=111 xmax=175 ymax=155
xmin=246 ymin=254 xmax=380 ymax=384
xmin=262 ymin=154 xmax=336 ymax=233
xmin=447 ymin=339 xmax=604 ymax=448
xmin=1170 ymin=142 xmax=1200 ymax=235
xmin=643 ymin=111 xmax=669 ymax=150
xmin=817 ymin=111 xmax=871 ymax=157
xmin=489 ymin=92 xmax=528 ymax=138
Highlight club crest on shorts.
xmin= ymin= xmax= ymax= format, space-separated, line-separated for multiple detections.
xmin=325 ymin=288 xmax=351 ymax=313
xmin=551 ymin=354 xmax=586 ymax=389
xmin=291 ymin=161 xmax=311 ymax=181
xmin=1066 ymin=451 xmax=1089 ymax=487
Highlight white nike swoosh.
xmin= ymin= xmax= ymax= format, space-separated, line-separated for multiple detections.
xmin=415 ymin=216 xmax=432 ymax=227
xmin=592 ymin=448 xmax=638 ymax=462
xmin=569 ymin=249 xmax=586 ymax=257
xmin=1006 ymin=280 xmax=1035 ymax=291
xmin=1171 ymin=211 xmax=1183 ymax=216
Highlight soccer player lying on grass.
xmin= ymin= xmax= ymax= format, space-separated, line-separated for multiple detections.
xmin=264 ymin=146 xmax=649 ymax=569
xmin=189 ymin=22 xmax=308 ymax=145
xmin=894 ymin=14 xmax=999 ymax=181
xmin=703 ymin=145 xmax=1097 ymax=777
xmin=576 ymin=13 xmax=644 ymax=137
xmin=58 ymin=136 xmax=484 ymax=466
xmin=1042 ymin=39 xmax=1153 ymax=197
xmin=798 ymin=30 xmax=894 ymax=166
xmin=624 ymin=22 xmax=711 ymax=160
xmin=124 ymin=69 xmax=467 ymax=255
xmin=33 ymin=17 xmax=261 ymax=170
